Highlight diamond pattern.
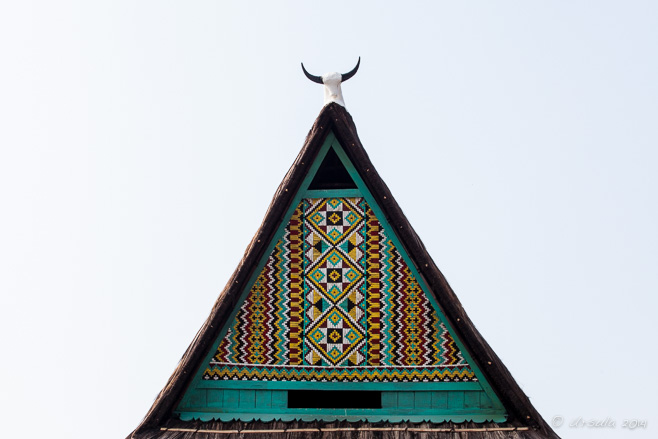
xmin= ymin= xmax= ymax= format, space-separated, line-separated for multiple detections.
xmin=305 ymin=308 xmax=365 ymax=365
xmin=304 ymin=198 xmax=366 ymax=366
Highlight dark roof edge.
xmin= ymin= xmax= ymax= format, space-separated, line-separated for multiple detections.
xmin=129 ymin=103 xmax=558 ymax=439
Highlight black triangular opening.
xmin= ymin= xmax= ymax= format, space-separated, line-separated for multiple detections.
xmin=308 ymin=147 xmax=357 ymax=190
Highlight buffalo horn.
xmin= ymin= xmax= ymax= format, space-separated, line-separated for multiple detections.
xmin=341 ymin=57 xmax=361 ymax=82
xmin=301 ymin=63 xmax=323 ymax=84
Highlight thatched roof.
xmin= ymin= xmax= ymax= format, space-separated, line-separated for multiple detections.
xmin=143 ymin=420 xmax=552 ymax=439
xmin=128 ymin=103 xmax=559 ymax=439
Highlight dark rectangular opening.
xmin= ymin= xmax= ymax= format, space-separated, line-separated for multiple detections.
xmin=288 ymin=390 xmax=381 ymax=409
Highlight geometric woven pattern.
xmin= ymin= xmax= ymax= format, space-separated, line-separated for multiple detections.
xmin=206 ymin=198 xmax=473 ymax=382
xmin=303 ymin=198 xmax=367 ymax=366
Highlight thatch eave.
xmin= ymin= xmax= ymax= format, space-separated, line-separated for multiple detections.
xmin=134 ymin=420 xmax=551 ymax=439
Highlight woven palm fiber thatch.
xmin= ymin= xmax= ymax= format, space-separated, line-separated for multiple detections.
xmin=140 ymin=420 xmax=548 ymax=439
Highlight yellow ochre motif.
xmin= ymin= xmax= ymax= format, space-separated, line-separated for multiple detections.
xmin=207 ymin=198 xmax=473 ymax=382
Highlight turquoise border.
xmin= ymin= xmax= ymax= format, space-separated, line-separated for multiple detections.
xmin=179 ymin=412 xmax=504 ymax=423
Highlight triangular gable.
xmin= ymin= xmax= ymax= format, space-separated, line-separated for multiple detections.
xmin=131 ymin=103 xmax=557 ymax=437
xmin=174 ymin=135 xmax=505 ymax=423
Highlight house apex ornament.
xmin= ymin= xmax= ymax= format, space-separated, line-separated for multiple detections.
xmin=301 ymin=57 xmax=360 ymax=107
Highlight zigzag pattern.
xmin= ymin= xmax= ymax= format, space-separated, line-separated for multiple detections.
xmin=384 ymin=238 xmax=400 ymax=364
xmin=203 ymin=364 xmax=477 ymax=382
xmin=273 ymin=225 xmax=290 ymax=363
xmin=288 ymin=205 xmax=304 ymax=365
xmin=209 ymin=197 xmax=474 ymax=381
xmin=439 ymin=323 xmax=467 ymax=365
xmin=365 ymin=207 xmax=381 ymax=366
xmin=379 ymin=236 xmax=393 ymax=365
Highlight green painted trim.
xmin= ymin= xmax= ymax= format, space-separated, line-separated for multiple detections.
xmin=196 ymin=381 xmax=484 ymax=391
xmin=176 ymin=411 xmax=507 ymax=423
xmin=304 ymin=189 xmax=362 ymax=198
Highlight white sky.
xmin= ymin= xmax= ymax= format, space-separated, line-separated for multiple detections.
xmin=1 ymin=2 xmax=656 ymax=439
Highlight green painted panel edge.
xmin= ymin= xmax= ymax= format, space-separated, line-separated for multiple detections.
xmin=176 ymin=410 xmax=507 ymax=423
xmin=183 ymin=390 xmax=499 ymax=419
xmin=305 ymin=189 xmax=362 ymax=198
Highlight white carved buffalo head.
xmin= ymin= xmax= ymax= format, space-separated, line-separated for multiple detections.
xmin=301 ymin=57 xmax=360 ymax=107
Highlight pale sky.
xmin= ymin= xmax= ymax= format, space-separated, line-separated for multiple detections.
xmin=1 ymin=2 xmax=656 ymax=439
